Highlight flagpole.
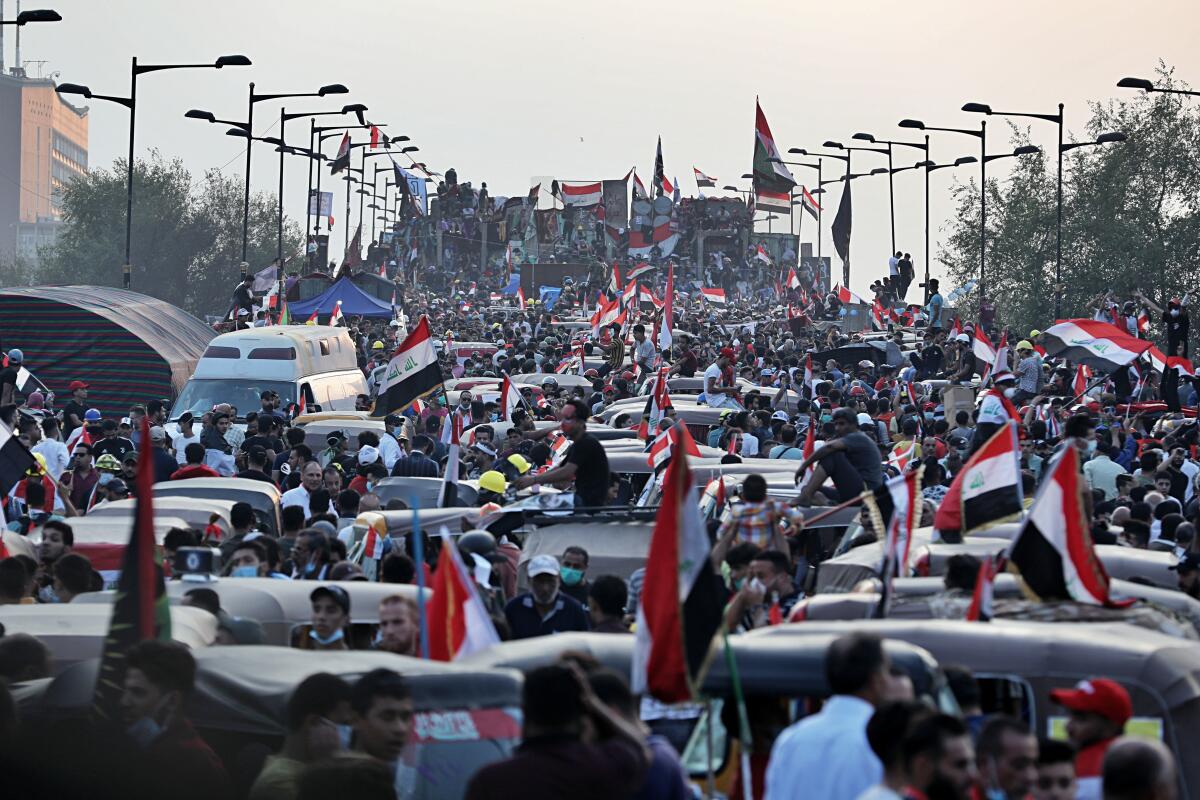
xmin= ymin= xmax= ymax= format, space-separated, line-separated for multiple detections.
xmin=722 ymin=632 xmax=755 ymax=800
xmin=411 ymin=499 xmax=429 ymax=659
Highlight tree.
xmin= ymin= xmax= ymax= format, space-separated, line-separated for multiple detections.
xmin=37 ymin=151 xmax=301 ymax=318
xmin=938 ymin=62 xmax=1200 ymax=341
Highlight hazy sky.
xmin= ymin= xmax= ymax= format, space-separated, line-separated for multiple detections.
xmin=10 ymin=0 xmax=1200 ymax=294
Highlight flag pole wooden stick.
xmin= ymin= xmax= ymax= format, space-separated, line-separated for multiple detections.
xmin=794 ymin=492 xmax=864 ymax=525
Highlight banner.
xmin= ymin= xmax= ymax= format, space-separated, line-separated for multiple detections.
xmin=308 ymin=191 xmax=333 ymax=217
xmin=602 ymin=179 xmax=629 ymax=230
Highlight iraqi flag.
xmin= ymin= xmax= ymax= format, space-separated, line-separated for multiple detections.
xmin=499 ymin=372 xmax=522 ymax=421
xmin=965 ymin=557 xmax=997 ymax=622
xmin=439 ymin=411 xmax=463 ymax=507
xmin=657 ymin=262 xmax=674 ymax=352
xmin=1007 ymin=446 xmax=1128 ymax=606
xmin=560 ymin=180 xmax=603 ymax=208
xmin=933 ymin=422 xmax=1023 ymax=535
xmin=700 ymin=287 xmax=726 ymax=305
xmin=786 ymin=267 xmax=801 ymax=289
xmin=795 ymin=419 xmax=817 ymax=490
xmin=608 ymin=262 xmax=623 ymax=297
xmin=632 ymin=171 xmax=649 ymax=200
xmin=372 ymin=316 xmax=444 ymax=417
xmin=627 ymin=261 xmax=655 ymax=283
xmin=330 ymin=133 xmax=351 ymax=174
xmin=631 ymin=448 xmax=723 ymax=703
xmin=0 ymin=419 xmax=36 ymax=498
xmin=693 ymin=167 xmax=716 ymax=188
xmin=751 ymin=99 xmax=795 ymax=213
xmin=865 ymin=466 xmax=922 ymax=594
xmin=91 ymin=417 xmax=172 ymax=722
xmin=516 ymin=286 xmax=526 ymax=310
xmin=799 ymin=186 xmax=820 ymax=221
xmin=1040 ymin=319 xmax=1152 ymax=370
xmin=329 ymin=300 xmax=344 ymax=327
xmin=427 ymin=536 xmax=501 ymax=661
xmin=973 ymin=327 xmax=997 ymax=376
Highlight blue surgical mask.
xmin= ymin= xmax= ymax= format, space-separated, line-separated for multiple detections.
xmin=38 ymin=585 xmax=60 ymax=603
xmin=231 ymin=566 xmax=258 ymax=578
xmin=304 ymin=560 xmax=317 ymax=575
xmin=311 ymin=627 xmax=345 ymax=646
xmin=1086 ymin=439 xmax=1098 ymax=454
xmin=335 ymin=724 xmax=354 ymax=750
xmin=126 ymin=716 xmax=163 ymax=749
xmin=560 ymin=567 xmax=584 ymax=586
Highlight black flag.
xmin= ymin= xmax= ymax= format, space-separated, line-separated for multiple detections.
xmin=831 ymin=178 xmax=852 ymax=271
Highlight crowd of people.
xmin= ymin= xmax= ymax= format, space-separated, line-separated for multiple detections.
xmin=1 ymin=241 xmax=1198 ymax=800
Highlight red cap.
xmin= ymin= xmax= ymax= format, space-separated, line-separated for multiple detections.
xmin=720 ymin=347 xmax=736 ymax=359
xmin=68 ymin=380 xmax=89 ymax=391
xmin=1049 ymin=679 xmax=1132 ymax=725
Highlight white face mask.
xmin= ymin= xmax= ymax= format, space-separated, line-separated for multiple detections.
xmin=1003 ymin=387 xmax=1016 ymax=399
xmin=311 ymin=627 xmax=345 ymax=646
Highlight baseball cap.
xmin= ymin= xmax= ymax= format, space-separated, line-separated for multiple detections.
xmin=384 ymin=413 xmax=402 ymax=426
xmin=179 ymin=411 xmax=194 ymax=425
xmin=122 ymin=451 xmax=138 ymax=464
xmin=310 ymin=585 xmax=351 ymax=615
xmin=68 ymin=380 xmax=89 ymax=392
xmin=358 ymin=445 xmax=380 ymax=465
xmin=105 ymin=478 xmax=129 ymax=495
xmin=955 ymin=333 xmax=970 ymax=343
xmin=1170 ymin=551 xmax=1200 ymax=573
xmin=856 ymin=412 xmax=873 ymax=427
xmin=771 ymin=410 xmax=790 ymax=422
xmin=149 ymin=426 xmax=167 ymax=442
xmin=84 ymin=409 xmax=102 ymax=422
xmin=527 ymin=554 xmax=560 ymax=578
xmin=1049 ymin=678 xmax=1132 ymax=726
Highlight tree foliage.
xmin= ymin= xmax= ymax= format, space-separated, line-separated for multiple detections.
xmin=938 ymin=62 xmax=1200 ymax=336
xmin=36 ymin=151 xmax=301 ymax=318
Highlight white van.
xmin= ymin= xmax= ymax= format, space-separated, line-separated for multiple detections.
xmin=168 ymin=326 xmax=367 ymax=423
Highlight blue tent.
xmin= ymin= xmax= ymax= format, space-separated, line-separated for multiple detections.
xmin=289 ymin=276 xmax=393 ymax=319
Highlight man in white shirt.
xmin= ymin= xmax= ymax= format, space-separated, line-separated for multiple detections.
xmin=171 ymin=412 xmax=201 ymax=465
xmin=281 ymin=461 xmax=335 ymax=514
xmin=703 ymin=348 xmax=743 ymax=410
xmin=765 ymin=632 xmax=893 ymax=800
xmin=631 ymin=324 xmax=658 ymax=373
xmin=32 ymin=417 xmax=70 ymax=481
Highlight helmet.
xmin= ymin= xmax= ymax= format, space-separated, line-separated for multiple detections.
xmin=541 ymin=376 xmax=559 ymax=390
xmin=506 ymin=454 xmax=531 ymax=474
xmin=458 ymin=530 xmax=497 ymax=558
xmin=371 ymin=340 xmax=385 ymax=351
xmin=849 ymin=385 xmax=867 ymax=397
xmin=84 ymin=409 xmax=102 ymax=422
xmin=6 ymin=348 xmax=22 ymax=364
xmin=95 ymin=454 xmax=122 ymax=472
xmin=478 ymin=470 xmax=507 ymax=494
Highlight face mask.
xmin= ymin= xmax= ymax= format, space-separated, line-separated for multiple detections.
xmin=560 ymin=567 xmax=584 ymax=586
xmin=38 ymin=585 xmax=60 ymax=603
xmin=126 ymin=716 xmax=164 ymax=749
xmin=311 ymin=627 xmax=345 ymax=646
xmin=732 ymin=576 xmax=746 ymax=591
xmin=1003 ymin=387 xmax=1016 ymax=399
xmin=1086 ymin=439 xmax=1098 ymax=453
xmin=1172 ymin=309 xmax=1181 ymax=317
xmin=820 ymin=413 xmax=833 ymax=424
xmin=304 ymin=560 xmax=317 ymax=575
xmin=231 ymin=565 xmax=258 ymax=578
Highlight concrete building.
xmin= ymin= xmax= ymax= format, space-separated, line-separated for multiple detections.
xmin=0 ymin=66 xmax=89 ymax=261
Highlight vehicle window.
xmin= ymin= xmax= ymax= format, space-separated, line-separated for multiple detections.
xmin=247 ymin=347 xmax=296 ymax=360
xmin=170 ymin=379 xmax=295 ymax=421
xmin=975 ymin=674 xmax=1037 ymax=729
xmin=203 ymin=346 xmax=240 ymax=359
xmin=320 ymin=340 xmax=331 ymax=356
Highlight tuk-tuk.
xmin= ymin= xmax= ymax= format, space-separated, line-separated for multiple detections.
xmin=87 ymin=496 xmax=237 ymax=538
xmin=73 ymin=576 xmax=427 ymax=647
xmin=290 ymin=409 xmax=372 ymax=426
xmin=812 ymin=530 xmax=1011 ymax=594
xmin=752 ymin=619 xmax=1200 ymax=799
xmin=12 ymin=647 xmax=524 ymax=800
xmin=0 ymin=604 xmax=216 ymax=674
xmin=32 ymin=515 xmax=191 ymax=586
xmin=299 ymin=418 xmax=387 ymax=452
xmin=519 ymin=518 xmax=655 ymax=584
xmin=461 ymin=631 xmax=953 ymax=796
xmin=154 ymin=477 xmax=283 ymax=535
xmin=373 ymin=476 xmax=478 ymax=509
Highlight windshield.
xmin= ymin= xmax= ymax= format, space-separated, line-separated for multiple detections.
xmin=169 ymin=378 xmax=295 ymax=422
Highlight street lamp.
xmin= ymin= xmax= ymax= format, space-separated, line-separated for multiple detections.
xmin=771 ymin=157 xmax=822 ymax=251
xmin=1117 ymin=77 xmax=1200 ymax=98
xmin=238 ymin=82 xmax=349 ymax=271
xmin=824 ymin=140 xmax=893 ymax=253
xmin=852 ymin=131 xmax=929 ymax=261
xmin=1 ymin=8 xmax=61 ymax=24
xmin=899 ymin=117 xmax=990 ymax=295
xmin=275 ymin=104 xmax=364 ymax=263
xmin=56 ymin=53 xmax=251 ymax=288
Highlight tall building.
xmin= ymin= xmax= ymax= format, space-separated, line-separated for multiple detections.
xmin=0 ymin=66 xmax=89 ymax=261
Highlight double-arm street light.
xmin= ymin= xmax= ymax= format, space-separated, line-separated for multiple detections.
xmin=962 ymin=100 xmax=1126 ymax=317
xmin=1 ymin=8 xmax=60 ymax=24
xmin=56 ymin=54 xmax=251 ymax=288
xmin=852 ymin=132 xmax=929 ymax=261
xmin=276 ymin=105 xmax=365 ymax=263
xmin=823 ymin=140 xmax=892 ymax=252
xmin=789 ymin=148 xmax=850 ymax=264
xmin=770 ymin=157 xmax=821 ymax=252
xmin=899 ymin=118 xmax=990 ymax=294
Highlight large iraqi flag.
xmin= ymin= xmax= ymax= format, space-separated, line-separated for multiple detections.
xmin=934 ymin=422 xmax=1023 ymax=535
xmin=371 ymin=316 xmax=443 ymax=417
xmin=751 ymin=98 xmax=795 ymax=213
xmin=1040 ymin=319 xmax=1152 ymax=370
xmin=631 ymin=448 xmax=723 ymax=703
xmin=1007 ymin=445 xmax=1128 ymax=606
